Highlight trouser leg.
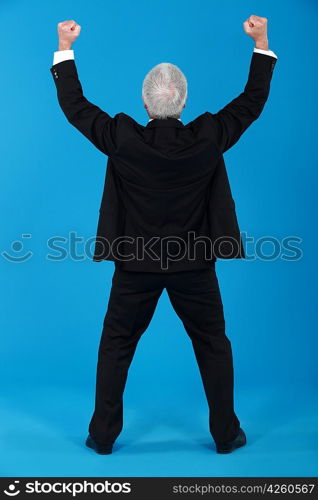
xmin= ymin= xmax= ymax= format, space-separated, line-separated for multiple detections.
xmin=89 ymin=269 xmax=163 ymax=444
xmin=166 ymin=267 xmax=240 ymax=445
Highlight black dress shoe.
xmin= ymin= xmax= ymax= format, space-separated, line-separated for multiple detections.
xmin=85 ymin=434 xmax=113 ymax=455
xmin=216 ymin=428 xmax=246 ymax=454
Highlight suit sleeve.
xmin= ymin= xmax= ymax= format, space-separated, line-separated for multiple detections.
xmin=205 ymin=52 xmax=277 ymax=153
xmin=50 ymin=59 xmax=117 ymax=156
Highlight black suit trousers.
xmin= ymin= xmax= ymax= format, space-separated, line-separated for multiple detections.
xmin=88 ymin=265 xmax=240 ymax=446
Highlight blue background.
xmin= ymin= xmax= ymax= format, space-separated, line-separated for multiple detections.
xmin=1 ymin=0 xmax=317 ymax=478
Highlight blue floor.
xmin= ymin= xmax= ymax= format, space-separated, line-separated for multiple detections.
xmin=1 ymin=384 xmax=317 ymax=477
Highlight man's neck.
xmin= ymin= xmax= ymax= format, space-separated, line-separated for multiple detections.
xmin=148 ymin=118 xmax=182 ymax=122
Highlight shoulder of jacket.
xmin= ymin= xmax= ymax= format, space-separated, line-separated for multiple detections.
xmin=185 ymin=112 xmax=214 ymax=128
xmin=113 ymin=113 xmax=148 ymax=130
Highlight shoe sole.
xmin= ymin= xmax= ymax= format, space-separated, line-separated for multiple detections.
xmin=216 ymin=435 xmax=247 ymax=454
xmin=85 ymin=437 xmax=113 ymax=455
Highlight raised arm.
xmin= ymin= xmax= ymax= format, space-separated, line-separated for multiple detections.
xmin=206 ymin=15 xmax=278 ymax=154
xmin=50 ymin=20 xmax=117 ymax=156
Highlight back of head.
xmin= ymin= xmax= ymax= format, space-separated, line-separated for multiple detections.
xmin=142 ymin=62 xmax=187 ymax=119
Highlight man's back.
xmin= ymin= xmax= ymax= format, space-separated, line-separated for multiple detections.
xmin=107 ymin=114 xmax=221 ymax=265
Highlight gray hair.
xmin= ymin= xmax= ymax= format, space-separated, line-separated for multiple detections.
xmin=142 ymin=62 xmax=188 ymax=119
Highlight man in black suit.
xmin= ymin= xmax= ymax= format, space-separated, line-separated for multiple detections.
xmin=50 ymin=15 xmax=277 ymax=454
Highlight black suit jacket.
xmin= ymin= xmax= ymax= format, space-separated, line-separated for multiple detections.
xmin=50 ymin=51 xmax=277 ymax=272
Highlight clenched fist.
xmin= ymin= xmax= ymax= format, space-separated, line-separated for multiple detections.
xmin=57 ymin=20 xmax=81 ymax=50
xmin=243 ymin=15 xmax=268 ymax=50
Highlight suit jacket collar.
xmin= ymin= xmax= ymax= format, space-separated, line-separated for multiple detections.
xmin=146 ymin=118 xmax=184 ymax=128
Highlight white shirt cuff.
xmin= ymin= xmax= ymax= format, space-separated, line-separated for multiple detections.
xmin=53 ymin=49 xmax=74 ymax=65
xmin=253 ymin=47 xmax=277 ymax=59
